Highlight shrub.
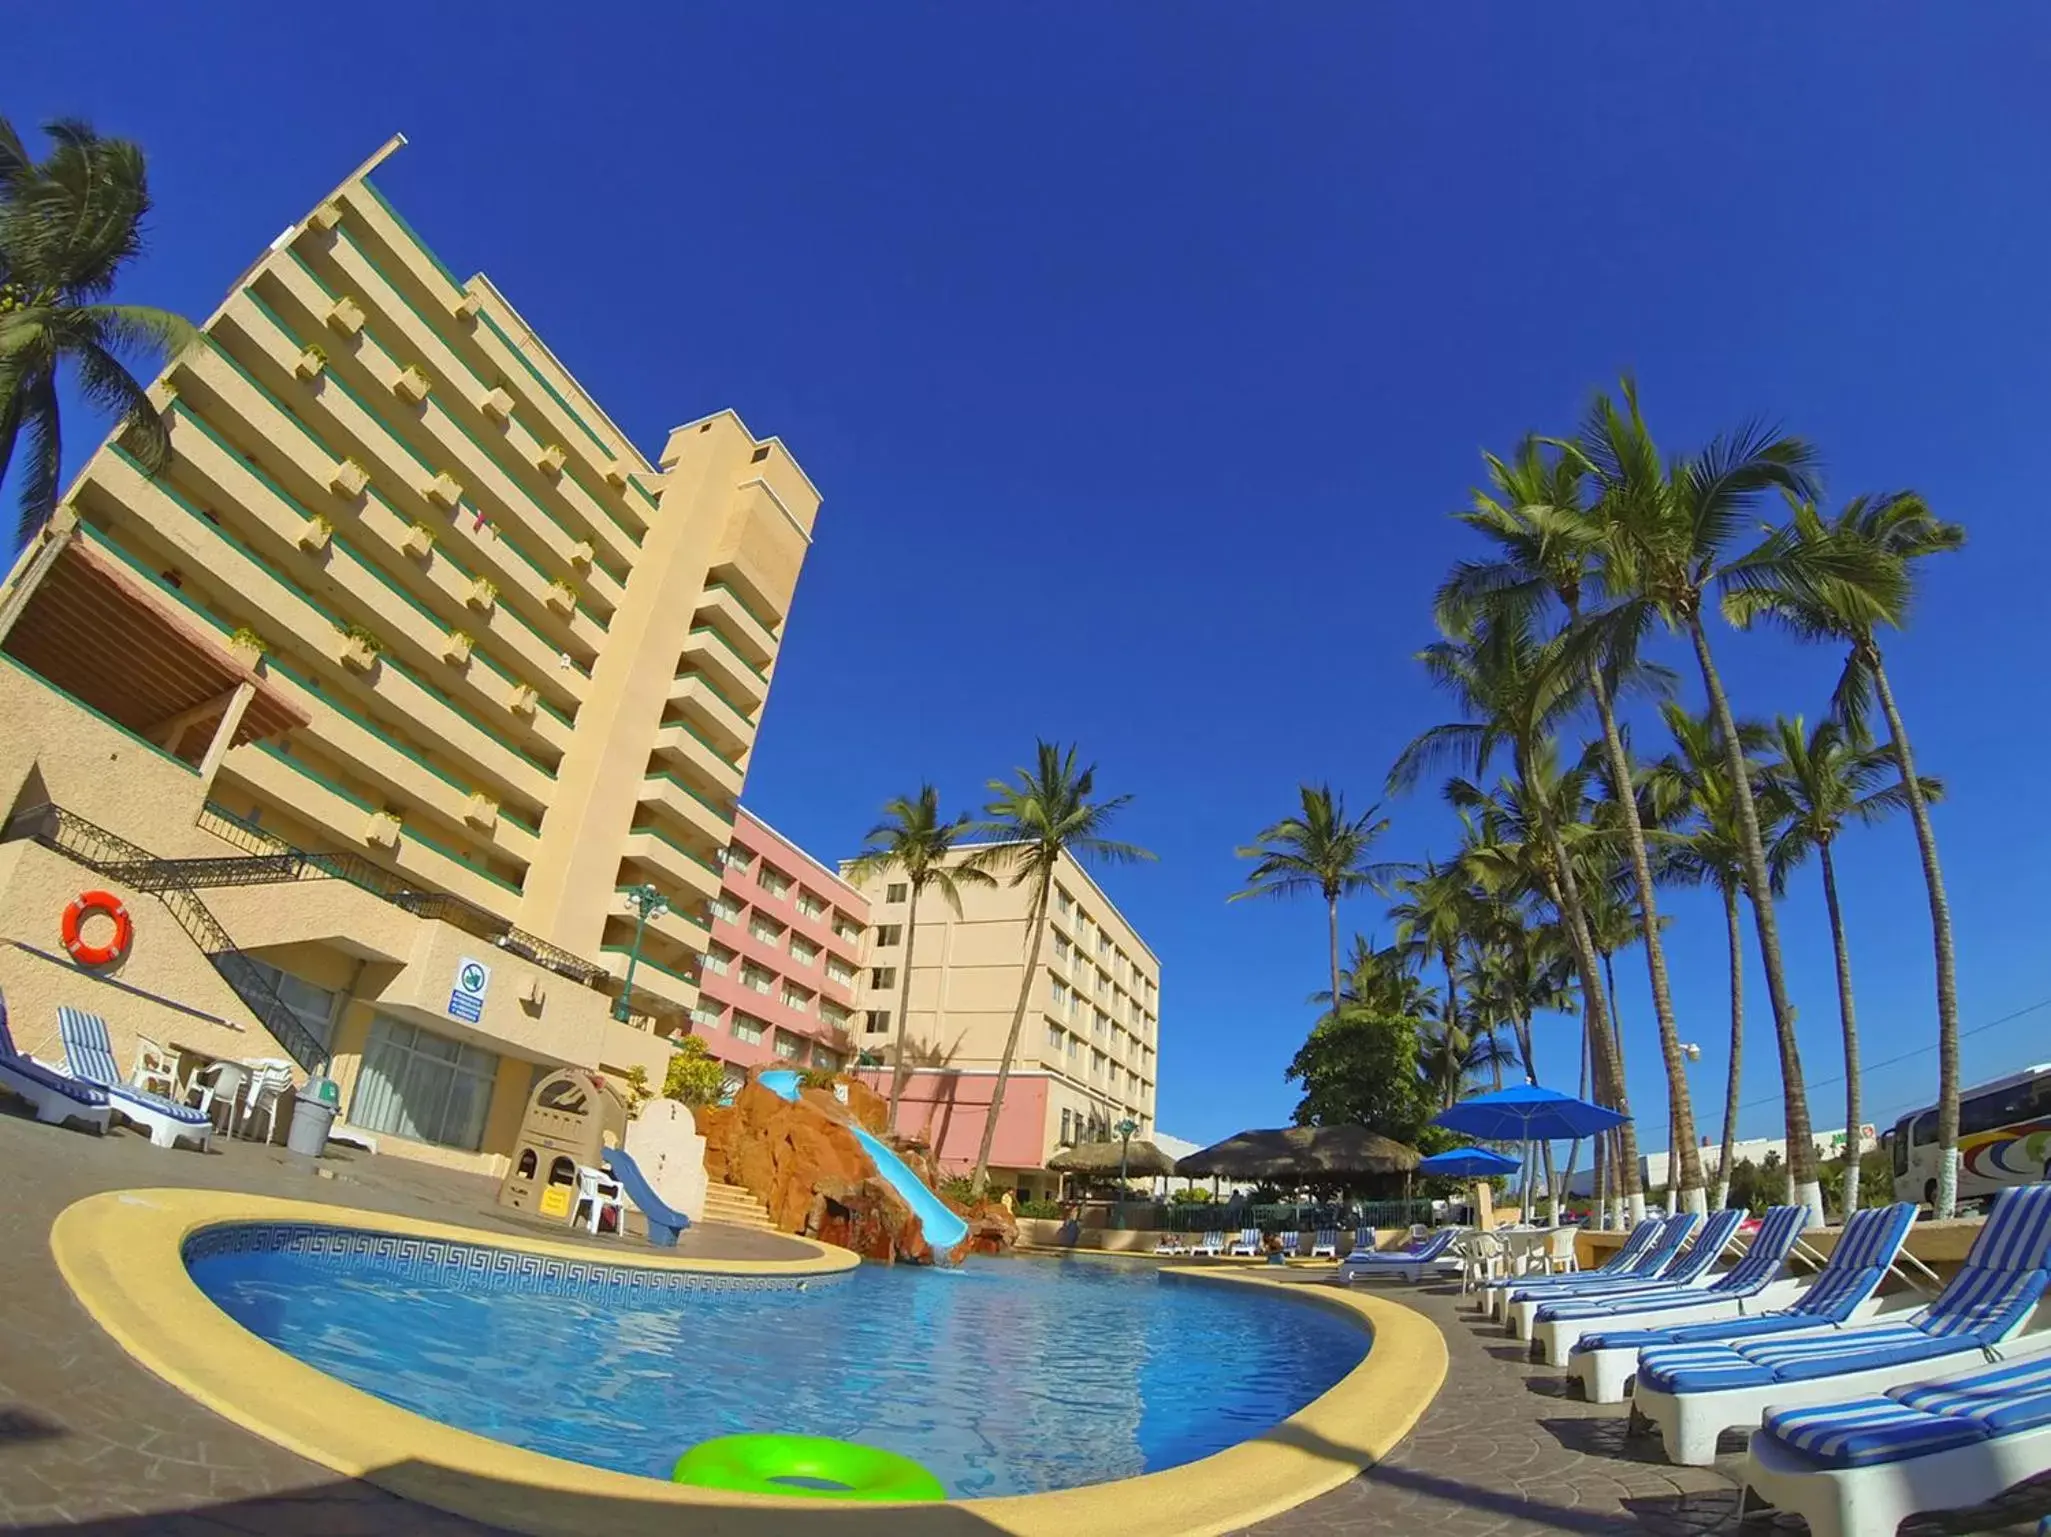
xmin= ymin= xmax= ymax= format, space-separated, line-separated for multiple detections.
xmin=797 ymin=1066 xmax=839 ymax=1092
xmin=337 ymin=621 xmax=384 ymax=653
xmin=662 ymin=1037 xmax=725 ymax=1107
xmin=1018 ymin=1199 xmax=1064 ymax=1219
xmin=938 ymin=1175 xmax=977 ymax=1204
xmin=228 ymin=626 xmax=268 ymax=654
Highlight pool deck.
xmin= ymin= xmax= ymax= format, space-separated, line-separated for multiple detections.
xmin=2 ymin=1102 xmax=2047 ymax=1536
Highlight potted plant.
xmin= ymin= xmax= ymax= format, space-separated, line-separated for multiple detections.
xmin=401 ymin=521 xmax=437 ymax=558
xmin=227 ymin=627 xmax=268 ymax=667
xmin=546 ymin=577 xmax=577 ymax=613
xmin=465 ymin=575 xmax=498 ymax=612
xmin=297 ymin=514 xmax=333 ymax=552
xmin=335 ymin=622 xmax=383 ymax=671
xmin=442 ymin=628 xmax=474 ymax=664
xmin=295 ymin=343 xmax=328 ymax=380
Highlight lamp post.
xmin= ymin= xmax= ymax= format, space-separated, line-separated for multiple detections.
xmin=612 ymin=883 xmax=669 ymax=1023
xmin=1114 ymin=1116 xmax=1139 ymax=1229
xmin=1667 ymin=1042 xmax=1701 ymax=1214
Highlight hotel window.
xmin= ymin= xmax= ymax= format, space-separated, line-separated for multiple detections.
xmin=789 ymin=933 xmax=819 ymax=965
xmin=748 ymin=915 xmax=783 ymax=945
xmin=870 ymin=967 xmax=897 ymax=990
xmin=757 ymin=865 xmax=792 ymax=898
xmin=350 ymin=1016 xmax=498 ymax=1152
xmin=1093 ymin=1050 xmax=1108 ymax=1078
xmin=1096 ymin=1009 xmax=1111 ymax=1039
xmin=833 ymin=916 xmax=861 ymax=942
xmin=864 ymin=1009 xmax=892 ymax=1035
xmin=722 ymin=844 xmax=754 ymax=872
xmin=1046 ymin=1023 xmax=1064 ymax=1053
xmin=242 ymin=960 xmax=340 ymax=1052
xmin=773 ymin=1030 xmax=803 ymax=1060
xmin=702 ymin=944 xmax=733 ymax=976
xmin=782 ymin=983 xmax=814 ymax=1013
xmin=821 ymin=1001 xmax=851 ymax=1029
xmin=813 ymin=1045 xmax=843 ymax=1073
xmin=732 ymin=1013 xmax=766 ymax=1045
xmin=1054 ymin=887 xmax=1073 ymax=917
xmin=885 ymin=882 xmax=908 ymax=903
xmin=1060 ymin=1107 xmax=1073 ymax=1144
xmin=1052 ymin=933 xmax=1071 ymax=964
xmin=710 ymin=894 xmax=742 ymax=924
xmin=826 ymin=957 xmax=855 ymax=986
xmin=1098 ymin=933 xmax=1111 ymax=959
xmin=1066 ymin=1033 xmax=1080 ymax=1059
xmin=690 ymin=1002 xmax=722 ymax=1029
xmin=1050 ymin=978 xmax=1070 ymax=1011
xmin=742 ymin=963 xmax=775 ymax=994
xmin=796 ymin=893 xmax=825 ymax=920
xmin=873 ymin=924 xmax=903 ymax=947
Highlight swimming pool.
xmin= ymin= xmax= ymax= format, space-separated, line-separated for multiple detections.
xmin=186 ymin=1225 xmax=1370 ymax=1498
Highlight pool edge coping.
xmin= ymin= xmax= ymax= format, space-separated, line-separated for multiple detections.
xmin=51 ymin=1188 xmax=1449 ymax=1537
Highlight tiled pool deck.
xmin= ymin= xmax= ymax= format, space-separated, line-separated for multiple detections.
xmin=1 ymin=1103 xmax=2046 ymax=1535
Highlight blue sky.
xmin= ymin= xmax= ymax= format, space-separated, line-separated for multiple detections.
xmin=15 ymin=5 xmax=2051 ymax=1153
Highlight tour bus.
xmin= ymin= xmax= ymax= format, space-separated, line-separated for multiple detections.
xmin=1891 ymin=1062 xmax=2051 ymax=1206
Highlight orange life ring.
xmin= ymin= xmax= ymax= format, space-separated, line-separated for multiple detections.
xmin=62 ymin=891 xmax=133 ymax=968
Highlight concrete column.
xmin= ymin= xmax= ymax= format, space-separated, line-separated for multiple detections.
xmin=197 ymin=680 xmax=257 ymax=788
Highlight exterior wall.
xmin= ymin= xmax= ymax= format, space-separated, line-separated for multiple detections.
xmin=0 ymin=139 xmax=823 ymax=1148
xmin=857 ymin=1067 xmax=1050 ymax=1173
xmin=842 ymin=844 xmax=1161 ymax=1180
xmin=691 ymin=808 xmax=866 ymax=1075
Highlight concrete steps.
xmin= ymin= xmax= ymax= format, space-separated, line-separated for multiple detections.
xmin=701 ymin=1181 xmax=777 ymax=1232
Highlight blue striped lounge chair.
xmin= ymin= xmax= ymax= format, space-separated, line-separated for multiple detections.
xmin=1532 ymin=1206 xmax=1809 ymax=1366
xmin=0 ymin=991 xmax=111 ymax=1135
xmin=1743 ymin=1341 xmax=2051 ymax=1537
xmin=1477 ymin=1214 xmax=1671 ymax=1318
xmin=1570 ymin=1203 xmax=1915 ymax=1402
xmin=1309 ymin=1229 xmax=1340 ymax=1258
xmin=1190 ymin=1230 xmax=1226 ymax=1257
xmin=1277 ymin=1230 xmax=1302 ymax=1257
xmin=1226 ymin=1227 xmax=1262 ymax=1257
xmin=1342 ymin=1226 xmax=1459 ymax=1284
xmin=1492 ymin=1214 xmax=1698 ymax=1324
xmin=1510 ymin=1211 xmax=1736 ymax=1340
xmin=1634 ymin=1183 xmax=2051 ymax=1467
xmin=57 ymin=1007 xmax=213 ymax=1150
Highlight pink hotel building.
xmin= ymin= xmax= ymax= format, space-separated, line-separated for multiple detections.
xmin=690 ymin=808 xmax=868 ymax=1079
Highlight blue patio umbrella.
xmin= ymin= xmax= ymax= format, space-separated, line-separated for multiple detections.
xmin=1431 ymin=1083 xmax=1627 ymax=1143
xmin=1417 ymin=1146 xmax=1522 ymax=1178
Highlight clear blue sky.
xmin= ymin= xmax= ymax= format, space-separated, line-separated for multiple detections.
xmin=15 ymin=5 xmax=2051 ymax=1152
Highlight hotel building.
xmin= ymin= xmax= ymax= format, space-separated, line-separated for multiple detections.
xmin=691 ymin=809 xmax=867 ymax=1081
xmin=0 ymin=136 xmax=819 ymax=1173
xmin=841 ymin=846 xmax=1160 ymax=1198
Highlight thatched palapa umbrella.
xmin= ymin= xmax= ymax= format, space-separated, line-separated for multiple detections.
xmin=1173 ymin=1125 xmax=1420 ymax=1181
xmin=1047 ymin=1139 xmax=1179 ymax=1178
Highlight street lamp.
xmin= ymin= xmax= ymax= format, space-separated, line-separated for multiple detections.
xmin=1114 ymin=1116 xmax=1140 ymax=1229
xmin=612 ymin=882 xmax=670 ymax=1023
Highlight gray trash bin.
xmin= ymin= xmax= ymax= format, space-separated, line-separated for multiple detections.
xmin=286 ymin=1084 xmax=338 ymax=1156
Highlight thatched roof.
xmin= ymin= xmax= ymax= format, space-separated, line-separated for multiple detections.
xmin=1046 ymin=1138 xmax=1178 ymax=1177
xmin=1173 ymin=1125 xmax=1420 ymax=1180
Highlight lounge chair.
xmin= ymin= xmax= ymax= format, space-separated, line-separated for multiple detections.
xmin=1153 ymin=1233 xmax=1189 ymax=1256
xmin=1743 ymin=1339 xmax=2051 ymax=1537
xmin=1570 ymin=1203 xmax=1917 ymax=1402
xmin=1191 ymin=1230 xmax=1225 ymax=1257
xmin=1226 ymin=1227 xmax=1262 ymax=1257
xmin=1633 ymin=1182 xmax=2051 ymax=1466
xmin=1533 ymin=1206 xmax=1810 ymax=1366
xmin=0 ymin=992 xmax=111 ymax=1134
xmin=1494 ymin=1214 xmax=1700 ymax=1326
xmin=57 ymin=1007 xmax=213 ymax=1150
xmin=1309 ymin=1229 xmax=1340 ymax=1258
xmin=1342 ymin=1226 xmax=1459 ymax=1284
xmin=1475 ymin=1215 xmax=1669 ymax=1315
xmin=1277 ymin=1230 xmax=1302 ymax=1257
xmin=1509 ymin=1209 xmax=1740 ymax=1341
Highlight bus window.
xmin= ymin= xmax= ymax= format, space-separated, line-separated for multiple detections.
xmin=1911 ymin=1111 xmax=1936 ymax=1146
xmin=1891 ymin=1124 xmax=1909 ymax=1177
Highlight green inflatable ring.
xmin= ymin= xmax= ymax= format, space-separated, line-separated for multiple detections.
xmin=671 ymin=1432 xmax=948 ymax=1502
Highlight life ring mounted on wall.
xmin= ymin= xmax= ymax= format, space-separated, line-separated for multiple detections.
xmin=62 ymin=891 xmax=134 ymax=968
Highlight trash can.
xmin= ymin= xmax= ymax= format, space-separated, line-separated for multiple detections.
xmin=286 ymin=1079 xmax=339 ymax=1156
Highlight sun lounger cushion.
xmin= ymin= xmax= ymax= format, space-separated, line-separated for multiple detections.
xmin=1895 ymin=1352 xmax=2051 ymax=1432
xmin=57 ymin=1007 xmax=211 ymax=1126
xmin=1573 ymin=1310 xmax=1826 ymax=1356
xmin=1763 ymin=1395 xmax=1990 ymax=1468
xmin=0 ymin=1000 xmax=109 ymax=1106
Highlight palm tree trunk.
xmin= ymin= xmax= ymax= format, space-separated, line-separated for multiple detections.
xmin=1546 ymin=857 xmax=1641 ymax=1217
xmin=1817 ymin=841 xmax=1863 ymax=1219
xmin=1511 ymin=1010 xmax=1560 ymax=1220
xmin=970 ymin=870 xmax=1051 ymax=1199
xmin=1714 ymin=885 xmax=1744 ymax=1211
xmin=1866 ymin=648 xmax=1960 ymax=1218
xmin=1603 ymin=950 xmax=1630 ymax=1215
xmin=1327 ymin=895 xmax=1342 ymax=1024
xmin=1588 ymin=661 xmax=1705 ymax=1209
xmin=886 ymin=879 xmax=922 ymax=1135
xmin=1685 ymin=612 xmax=1822 ymax=1224
xmin=1562 ymin=1019 xmax=1589 ymax=1216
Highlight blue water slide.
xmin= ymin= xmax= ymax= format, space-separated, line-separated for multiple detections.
xmin=601 ymin=1146 xmax=690 ymax=1247
xmin=757 ymin=1071 xmax=970 ymax=1254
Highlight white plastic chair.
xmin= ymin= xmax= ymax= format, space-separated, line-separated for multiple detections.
xmin=236 ymin=1063 xmax=294 ymax=1142
xmin=574 ymin=1164 xmax=625 ymax=1235
xmin=1459 ymin=1230 xmax=1507 ymax=1296
xmin=189 ymin=1058 xmax=248 ymax=1131
xmin=1540 ymin=1225 xmax=1580 ymax=1275
xmin=129 ymin=1036 xmax=179 ymax=1099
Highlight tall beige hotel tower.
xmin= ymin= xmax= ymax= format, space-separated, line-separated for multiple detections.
xmin=0 ymin=138 xmax=819 ymax=1171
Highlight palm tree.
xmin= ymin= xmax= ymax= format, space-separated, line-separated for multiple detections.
xmin=1320 ymin=934 xmax=1437 ymax=1020
xmin=1761 ymin=715 xmax=1940 ymax=1215
xmin=968 ymin=741 xmax=1153 ymax=1199
xmin=1568 ymin=379 xmax=1829 ymax=1222
xmin=0 ymin=117 xmax=196 ymax=546
xmin=1724 ymin=493 xmax=1968 ymax=1213
xmin=1648 ymin=703 xmax=1773 ymax=1209
xmin=843 ymin=786 xmax=995 ymax=1134
xmin=1440 ymin=435 xmax=1707 ymax=1210
xmin=1387 ymin=857 xmax=1474 ymax=1054
xmin=1231 ymin=783 xmax=1398 ymax=1018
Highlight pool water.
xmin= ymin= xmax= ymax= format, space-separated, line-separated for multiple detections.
xmin=189 ymin=1242 xmax=1369 ymax=1497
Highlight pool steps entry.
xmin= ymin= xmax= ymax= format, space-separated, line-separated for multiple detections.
xmin=756 ymin=1069 xmax=971 ymax=1256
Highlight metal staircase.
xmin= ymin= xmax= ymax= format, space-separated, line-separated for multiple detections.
xmin=2 ymin=802 xmax=330 ymax=1071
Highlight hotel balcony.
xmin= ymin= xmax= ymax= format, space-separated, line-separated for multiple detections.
xmin=666 ymin=673 xmax=757 ymax=763
xmin=694 ymin=582 xmax=779 ymax=671
xmin=651 ymin=721 xmax=744 ymax=803
xmin=679 ymin=625 xmax=768 ymax=714
xmin=621 ymin=826 xmax=723 ymax=907
xmin=639 ymin=771 xmax=735 ymax=853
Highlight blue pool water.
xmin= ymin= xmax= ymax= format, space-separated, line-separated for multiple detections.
xmin=189 ymin=1234 xmax=1369 ymax=1497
